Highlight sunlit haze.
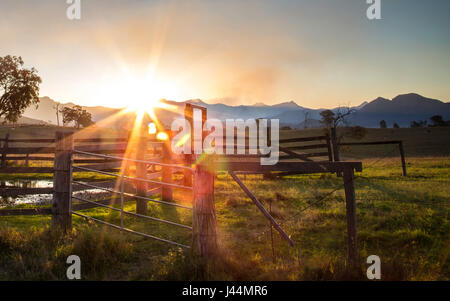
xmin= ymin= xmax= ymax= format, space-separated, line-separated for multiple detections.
xmin=1 ymin=0 xmax=449 ymax=108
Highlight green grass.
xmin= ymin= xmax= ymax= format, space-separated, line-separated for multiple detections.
xmin=0 ymin=156 xmax=448 ymax=280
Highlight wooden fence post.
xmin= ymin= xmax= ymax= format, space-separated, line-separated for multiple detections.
xmin=1 ymin=133 xmax=9 ymax=168
xmin=398 ymin=141 xmax=407 ymax=176
xmin=343 ymin=166 xmax=359 ymax=269
xmin=52 ymin=131 xmax=73 ymax=231
xmin=184 ymin=104 xmax=194 ymax=187
xmin=194 ymin=163 xmax=218 ymax=257
xmin=331 ymin=127 xmax=342 ymax=177
xmin=161 ymin=142 xmax=173 ymax=202
xmin=325 ymin=133 xmax=333 ymax=162
xmin=136 ymin=125 xmax=148 ymax=214
xmin=183 ymin=155 xmax=193 ymax=187
xmin=331 ymin=127 xmax=340 ymax=162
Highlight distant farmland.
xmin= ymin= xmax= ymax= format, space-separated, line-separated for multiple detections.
xmin=1 ymin=125 xmax=449 ymax=157
xmin=279 ymin=127 xmax=450 ymax=158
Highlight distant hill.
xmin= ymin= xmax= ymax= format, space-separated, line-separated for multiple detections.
xmin=20 ymin=93 xmax=449 ymax=128
xmin=348 ymin=93 xmax=450 ymax=127
xmin=23 ymin=96 xmax=60 ymax=124
xmin=268 ymin=93 xmax=449 ymax=128
xmin=0 ymin=115 xmax=48 ymax=125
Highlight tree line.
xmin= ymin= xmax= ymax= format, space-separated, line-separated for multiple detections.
xmin=378 ymin=115 xmax=450 ymax=128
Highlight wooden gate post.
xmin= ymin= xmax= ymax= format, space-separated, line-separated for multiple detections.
xmin=330 ymin=127 xmax=340 ymax=162
xmin=136 ymin=124 xmax=148 ymax=214
xmin=52 ymin=131 xmax=73 ymax=231
xmin=161 ymin=142 xmax=173 ymax=202
xmin=331 ymin=127 xmax=342 ymax=177
xmin=1 ymin=133 xmax=9 ymax=168
xmin=183 ymin=155 xmax=193 ymax=187
xmin=399 ymin=141 xmax=407 ymax=176
xmin=194 ymin=163 xmax=218 ymax=257
xmin=325 ymin=132 xmax=333 ymax=162
xmin=342 ymin=166 xmax=359 ymax=269
xmin=184 ymin=104 xmax=194 ymax=187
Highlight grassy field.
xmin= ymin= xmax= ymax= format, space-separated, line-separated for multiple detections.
xmin=280 ymin=126 xmax=450 ymax=158
xmin=0 ymin=126 xmax=449 ymax=280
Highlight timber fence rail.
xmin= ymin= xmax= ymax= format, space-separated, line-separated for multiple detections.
xmin=0 ymin=133 xmax=167 ymax=208
xmin=336 ymin=140 xmax=407 ymax=176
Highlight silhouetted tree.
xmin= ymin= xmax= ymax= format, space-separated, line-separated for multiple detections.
xmin=0 ymin=55 xmax=42 ymax=124
xmin=320 ymin=107 xmax=355 ymax=130
xmin=430 ymin=115 xmax=446 ymax=127
xmin=61 ymin=105 xmax=94 ymax=129
xmin=320 ymin=110 xmax=334 ymax=128
xmin=393 ymin=123 xmax=400 ymax=128
xmin=379 ymin=120 xmax=387 ymax=128
xmin=410 ymin=120 xmax=427 ymax=128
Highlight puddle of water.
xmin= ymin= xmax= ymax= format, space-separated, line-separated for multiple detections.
xmin=0 ymin=179 xmax=53 ymax=188
xmin=0 ymin=180 xmax=111 ymax=207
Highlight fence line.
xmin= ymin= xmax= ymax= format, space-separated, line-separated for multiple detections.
xmin=336 ymin=139 xmax=407 ymax=176
xmin=1 ymin=128 xmax=368 ymax=263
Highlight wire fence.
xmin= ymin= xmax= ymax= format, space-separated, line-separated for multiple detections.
xmin=290 ymin=146 xmax=401 ymax=219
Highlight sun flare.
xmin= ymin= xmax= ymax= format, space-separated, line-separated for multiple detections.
xmin=119 ymin=77 xmax=174 ymax=114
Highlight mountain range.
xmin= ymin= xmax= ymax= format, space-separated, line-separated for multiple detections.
xmin=20 ymin=93 xmax=450 ymax=128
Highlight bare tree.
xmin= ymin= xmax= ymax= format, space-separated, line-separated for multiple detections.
xmin=303 ymin=110 xmax=310 ymax=129
xmin=320 ymin=106 xmax=355 ymax=130
xmin=332 ymin=106 xmax=355 ymax=129
xmin=54 ymin=102 xmax=61 ymax=126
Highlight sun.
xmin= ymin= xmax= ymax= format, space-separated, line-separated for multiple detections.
xmin=120 ymin=76 xmax=174 ymax=115
xmin=96 ymin=72 xmax=178 ymax=116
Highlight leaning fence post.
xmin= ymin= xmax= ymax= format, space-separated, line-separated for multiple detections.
xmin=1 ymin=133 xmax=9 ymax=168
xmin=342 ymin=166 xmax=359 ymax=269
xmin=398 ymin=141 xmax=407 ymax=176
xmin=52 ymin=131 xmax=73 ymax=231
xmin=194 ymin=163 xmax=218 ymax=257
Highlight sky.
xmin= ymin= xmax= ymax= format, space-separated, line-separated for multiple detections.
xmin=0 ymin=0 xmax=449 ymax=109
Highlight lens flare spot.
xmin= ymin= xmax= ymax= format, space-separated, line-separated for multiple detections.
xmin=157 ymin=132 xmax=169 ymax=141
xmin=148 ymin=122 xmax=157 ymax=134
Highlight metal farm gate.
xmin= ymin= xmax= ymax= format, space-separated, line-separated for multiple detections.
xmin=70 ymin=150 xmax=194 ymax=249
